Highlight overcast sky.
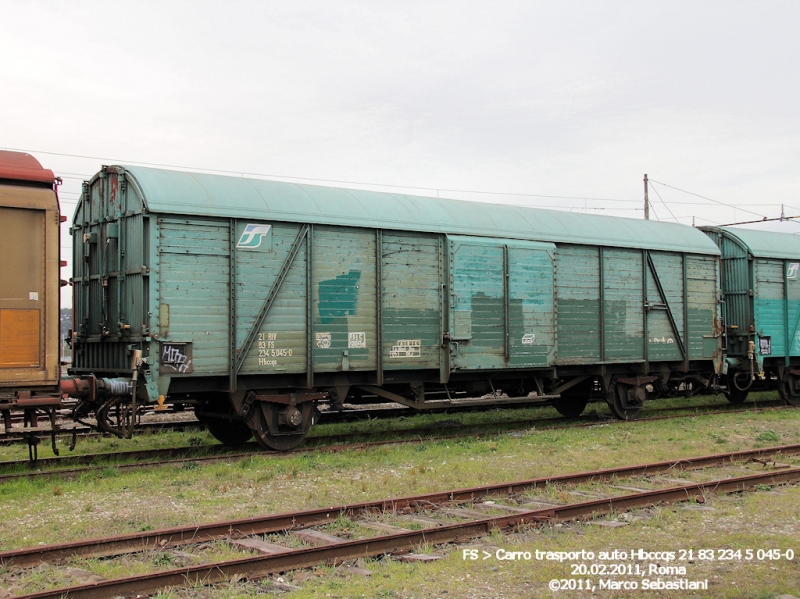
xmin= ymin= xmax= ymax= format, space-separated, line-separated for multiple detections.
xmin=2 ymin=1 xmax=800 ymax=304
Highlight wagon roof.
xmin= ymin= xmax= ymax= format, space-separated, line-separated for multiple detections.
xmin=119 ymin=165 xmax=720 ymax=254
xmin=708 ymin=226 xmax=800 ymax=259
xmin=0 ymin=150 xmax=56 ymax=185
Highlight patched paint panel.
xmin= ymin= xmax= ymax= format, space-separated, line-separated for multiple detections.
xmin=686 ymin=255 xmax=718 ymax=359
xmin=451 ymin=242 xmax=504 ymax=368
xmin=753 ymin=259 xmax=800 ymax=357
xmin=0 ymin=310 xmax=39 ymax=367
xmin=319 ymin=270 xmax=362 ymax=323
xmin=555 ymin=245 xmax=601 ymax=362
xmin=382 ymin=232 xmax=441 ymax=370
xmin=603 ymin=248 xmax=644 ymax=361
xmin=449 ymin=236 xmax=555 ymax=370
xmin=312 ymin=227 xmax=376 ymax=371
xmin=507 ymin=245 xmax=555 ymax=367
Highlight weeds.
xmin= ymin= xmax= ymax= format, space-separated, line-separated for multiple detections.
xmin=1 ymin=392 xmax=798 ymax=598
xmin=757 ymin=430 xmax=781 ymax=443
xmin=152 ymin=552 xmax=174 ymax=567
xmin=99 ymin=466 xmax=120 ymax=478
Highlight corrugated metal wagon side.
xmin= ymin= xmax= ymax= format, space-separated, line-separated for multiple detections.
xmin=702 ymin=226 xmax=800 ymax=404
xmin=70 ymin=165 xmax=725 ymax=449
xmin=553 ymin=236 xmax=720 ymax=418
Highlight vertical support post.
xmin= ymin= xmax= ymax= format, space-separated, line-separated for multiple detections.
xmin=440 ymin=236 xmax=450 ymax=384
xmin=79 ymin=181 xmax=92 ymax=338
xmin=229 ymin=219 xmax=237 ymax=392
xmin=785 ymin=259 xmax=791 ymax=367
xmin=147 ymin=214 xmax=161 ymax=397
xmin=716 ymin=247 xmax=727 ymax=352
xmin=82 ymin=182 xmax=91 ymax=337
xmin=306 ymin=224 xmax=314 ymax=388
xmin=503 ymin=244 xmax=510 ymax=362
xmin=683 ymin=254 xmax=689 ymax=371
xmin=642 ymin=249 xmax=649 ymax=371
xmin=748 ymin=252 xmax=755 ymax=342
xmin=375 ymin=229 xmax=383 ymax=385
xmin=644 ymin=174 xmax=649 ymax=220
xmin=116 ymin=173 xmax=126 ymax=331
xmin=98 ymin=175 xmax=106 ymax=334
xmin=599 ymin=247 xmax=605 ymax=362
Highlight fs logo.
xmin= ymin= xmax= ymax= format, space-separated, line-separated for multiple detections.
xmin=236 ymin=224 xmax=271 ymax=249
xmin=788 ymin=262 xmax=800 ymax=280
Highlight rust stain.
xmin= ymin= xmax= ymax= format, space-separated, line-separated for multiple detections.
xmin=109 ymin=175 xmax=118 ymax=207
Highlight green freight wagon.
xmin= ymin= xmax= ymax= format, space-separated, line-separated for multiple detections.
xmin=70 ymin=166 xmax=723 ymax=449
xmin=702 ymin=226 xmax=800 ymax=404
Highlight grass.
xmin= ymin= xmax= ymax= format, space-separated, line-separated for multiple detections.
xmin=0 ymin=390 xmax=777 ymax=465
xmin=0 ymin=392 xmax=798 ymax=597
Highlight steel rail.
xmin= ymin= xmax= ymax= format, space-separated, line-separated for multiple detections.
xmin=0 ymin=418 xmax=205 ymax=443
xmin=0 ymin=443 xmax=258 ymax=471
xmin=3 ymin=443 xmax=798 ymax=569
xmin=0 ymin=402 xmax=791 ymax=480
xmin=0 ymin=396 xmax=787 ymax=444
xmin=10 ymin=467 xmax=800 ymax=599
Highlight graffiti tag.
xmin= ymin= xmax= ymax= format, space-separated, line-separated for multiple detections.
xmin=161 ymin=343 xmax=194 ymax=373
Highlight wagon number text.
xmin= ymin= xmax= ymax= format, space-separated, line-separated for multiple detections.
xmin=257 ymin=332 xmax=293 ymax=366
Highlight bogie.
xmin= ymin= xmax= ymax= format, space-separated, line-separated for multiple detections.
xmin=196 ymin=393 xmax=253 ymax=446
xmin=250 ymin=401 xmax=315 ymax=451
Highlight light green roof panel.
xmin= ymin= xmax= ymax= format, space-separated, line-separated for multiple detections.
xmin=119 ymin=165 xmax=720 ymax=255
xmin=714 ymin=227 xmax=800 ymax=259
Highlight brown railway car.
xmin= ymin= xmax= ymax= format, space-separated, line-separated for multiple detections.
xmin=0 ymin=150 xmax=65 ymax=454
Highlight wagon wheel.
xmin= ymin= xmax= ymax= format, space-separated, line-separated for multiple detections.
xmin=198 ymin=393 xmax=253 ymax=446
xmin=251 ymin=401 xmax=313 ymax=451
xmin=206 ymin=418 xmax=254 ymax=446
xmin=606 ymin=380 xmax=643 ymax=421
xmin=553 ymin=378 xmax=593 ymax=418
xmin=723 ymin=371 xmax=750 ymax=404
xmin=778 ymin=372 xmax=800 ymax=406
xmin=552 ymin=397 xmax=588 ymax=418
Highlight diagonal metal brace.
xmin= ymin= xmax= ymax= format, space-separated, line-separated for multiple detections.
xmin=236 ymin=224 xmax=309 ymax=373
xmin=646 ymin=252 xmax=686 ymax=360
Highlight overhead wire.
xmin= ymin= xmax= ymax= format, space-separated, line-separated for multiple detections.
xmin=648 ymin=178 xmax=767 ymax=220
xmin=647 ymin=202 xmax=660 ymax=221
xmin=647 ymin=182 xmax=681 ymax=224
xmin=3 ymin=145 xmax=637 ymax=205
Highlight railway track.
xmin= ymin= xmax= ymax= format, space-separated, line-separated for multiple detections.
xmin=0 ymin=416 xmax=203 ymax=444
xmin=0 ymin=395 xmax=786 ymax=445
xmin=0 ymin=396 xmax=549 ymax=443
xmin=0 ymin=400 xmax=793 ymax=483
xmin=0 ymin=401 xmax=528 ymax=444
xmin=2 ymin=444 xmax=798 ymax=598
